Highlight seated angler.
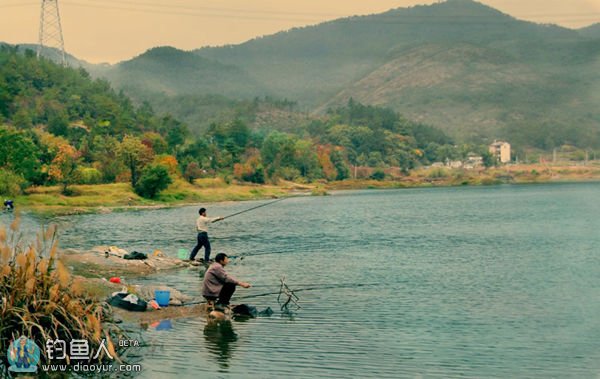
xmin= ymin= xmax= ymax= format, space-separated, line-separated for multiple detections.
xmin=202 ymin=253 xmax=251 ymax=312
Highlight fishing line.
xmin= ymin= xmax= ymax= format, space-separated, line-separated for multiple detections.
xmin=235 ymin=282 xmax=385 ymax=300
xmin=182 ymin=282 xmax=385 ymax=305
xmin=232 ymin=245 xmax=351 ymax=260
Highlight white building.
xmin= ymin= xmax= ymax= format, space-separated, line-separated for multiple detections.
xmin=489 ymin=141 xmax=511 ymax=163
xmin=466 ymin=154 xmax=483 ymax=166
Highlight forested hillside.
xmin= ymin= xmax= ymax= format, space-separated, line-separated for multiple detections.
xmin=1 ymin=46 xmax=486 ymax=198
xmin=0 ymin=45 xmax=190 ymax=196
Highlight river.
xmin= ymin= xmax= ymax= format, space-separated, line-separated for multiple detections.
xmin=3 ymin=183 xmax=599 ymax=378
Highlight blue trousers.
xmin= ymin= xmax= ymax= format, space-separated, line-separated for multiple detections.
xmin=190 ymin=231 xmax=211 ymax=261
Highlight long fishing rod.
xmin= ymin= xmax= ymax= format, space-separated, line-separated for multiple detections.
xmin=237 ymin=249 xmax=294 ymax=259
xmin=199 ymin=249 xmax=287 ymax=260
xmin=183 ymin=282 xmax=385 ymax=306
xmin=218 ymin=196 xmax=290 ymax=221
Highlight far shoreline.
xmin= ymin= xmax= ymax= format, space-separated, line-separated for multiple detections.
xmin=8 ymin=163 xmax=600 ymax=217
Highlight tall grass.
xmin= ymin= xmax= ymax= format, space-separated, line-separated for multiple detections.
xmin=0 ymin=214 xmax=124 ymax=366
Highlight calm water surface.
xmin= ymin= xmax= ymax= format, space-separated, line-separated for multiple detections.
xmin=3 ymin=183 xmax=599 ymax=378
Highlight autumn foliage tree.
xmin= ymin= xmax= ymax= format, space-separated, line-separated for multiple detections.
xmin=316 ymin=145 xmax=337 ymax=181
xmin=48 ymin=143 xmax=80 ymax=195
xmin=118 ymin=135 xmax=154 ymax=187
xmin=233 ymin=149 xmax=265 ymax=184
xmin=154 ymin=154 xmax=179 ymax=175
xmin=183 ymin=162 xmax=203 ymax=184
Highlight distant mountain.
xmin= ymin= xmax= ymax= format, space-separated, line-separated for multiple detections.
xmin=90 ymin=0 xmax=599 ymax=144
xmin=194 ymin=0 xmax=577 ymax=104
xmin=319 ymin=41 xmax=599 ymax=140
xmin=98 ymin=46 xmax=267 ymax=98
xmin=0 ymin=43 xmax=95 ymax=69
xmin=578 ymin=23 xmax=600 ymax=38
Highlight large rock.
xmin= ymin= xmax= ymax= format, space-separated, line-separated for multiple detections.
xmin=60 ymin=245 xmax=196 ymax=278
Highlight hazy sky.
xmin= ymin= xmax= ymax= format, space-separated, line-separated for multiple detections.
xmin=1 ymin=0 xmax=598 ymax=63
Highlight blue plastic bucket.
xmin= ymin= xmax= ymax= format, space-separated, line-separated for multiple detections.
xmin=155 ymin=290 xmax=171 ymax=307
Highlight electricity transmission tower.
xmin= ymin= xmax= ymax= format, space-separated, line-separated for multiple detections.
xmin=37 ymin=0 xmax=66 ymax=66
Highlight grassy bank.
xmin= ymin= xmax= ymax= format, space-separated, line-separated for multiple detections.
xmin=16 ymin=178 xmax=297 ymax=216
xmin=12 ymin=163 xmax=600 ymax=216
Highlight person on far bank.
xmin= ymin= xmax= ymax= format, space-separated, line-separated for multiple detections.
xmin=3 ymin=199 xmax=14 ymax=211
xmin=189 ymin=207 xmax=224 ymax=262
xmin=203 ymin=253 xmax=251 ymax=311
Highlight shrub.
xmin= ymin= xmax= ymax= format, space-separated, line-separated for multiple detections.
xmin=76 ymin=167 xmax=103 ymax=185
xmin=0 ymin=169 xmax=25 ymax=197
xmin=183 ymin=162 xmax=203 ymax=184
xmin=427 ymin=168 xmax=449 ymax=179
xmin=134 ymin=164 xmax=172 ymax=198
xmin=370 ymin=170 xmax=385 ymax=181
xmin=276 ymin=167 xmax=301 ymax=181
xmin=221 ymin=172 xmax=233 ymax=185
xmin=233 ymin=161 xmax=265 ymax=184
xmin=233 ymin=149 xmax=265 ymax=184
xmin=334 ymin=162 xmax=350 ymax=181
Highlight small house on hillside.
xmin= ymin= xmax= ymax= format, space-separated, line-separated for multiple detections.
xmin=464 ymin=154 xmax=483 ymax=169
xmin=489 ymin=141 xmax=511 ymax=163
xmin=446 ymin=160 xmax=463 ymax=169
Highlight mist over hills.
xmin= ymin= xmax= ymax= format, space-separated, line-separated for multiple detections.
xmin=28 ymin=0 xmax=600 ymax=146
xmin=103 ymin=46 xmax=267 ymax=98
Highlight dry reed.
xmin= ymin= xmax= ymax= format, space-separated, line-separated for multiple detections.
xmin=0 ymin=214 xmax=126 ymax=367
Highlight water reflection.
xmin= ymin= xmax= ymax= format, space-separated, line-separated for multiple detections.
xmin=203 ymin=320 xmax=238 ymax=369
xmin=152 ymin=319 xmax=173 ymax=331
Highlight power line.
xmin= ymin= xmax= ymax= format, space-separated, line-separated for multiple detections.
xmin=0 ymin=2 xmax=38 ymax=8
xmin=56 ymin=1 xmax=599 ymax=25
xmin=61 ymin=1 xmax=326 ymax=23
xmin=63 ymin=0 xmax=600 ymax=19
xmin=74 ymin=0 xmax=345 ymax=18
xmin=2 ymin=0 xmax=599 ymax=22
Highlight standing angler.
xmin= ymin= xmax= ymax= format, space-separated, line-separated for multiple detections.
xmin=189 ymin=207 xmax=224 ymax=262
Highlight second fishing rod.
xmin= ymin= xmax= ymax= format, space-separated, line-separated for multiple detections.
xmin=217 ymin=196 xmax=291 ymax=221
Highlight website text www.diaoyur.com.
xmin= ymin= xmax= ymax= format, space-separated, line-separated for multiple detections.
xmin=41 ymin=362 xmax=142 ymax=374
